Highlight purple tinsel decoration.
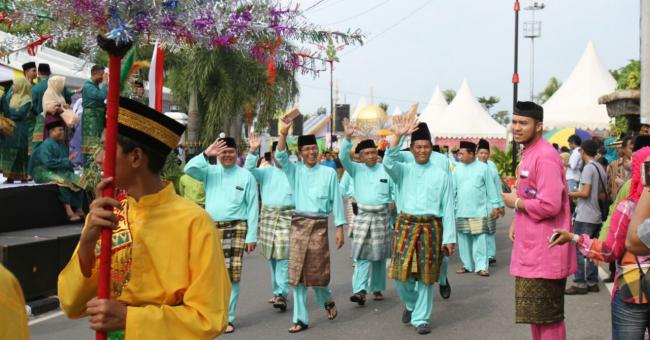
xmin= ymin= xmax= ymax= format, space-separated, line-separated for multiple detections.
xmin=192 ymin=16 xmax=214 ymax=33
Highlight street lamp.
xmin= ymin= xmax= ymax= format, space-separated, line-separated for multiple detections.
xmin=523 ymin=1 xmax=545 ymax=102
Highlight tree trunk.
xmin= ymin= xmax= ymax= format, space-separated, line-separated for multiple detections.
xmin=186 ymin=87 xmax=201 ymax=156
xmin=230 ymin=111 xmax=243 ymax=144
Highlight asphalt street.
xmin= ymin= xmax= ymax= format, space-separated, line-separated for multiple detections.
xmin=29 ymin=211 xmax=611 ymax=339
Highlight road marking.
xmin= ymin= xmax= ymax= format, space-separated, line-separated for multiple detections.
xmin=29 ymin=310 xmax=64 ymax=326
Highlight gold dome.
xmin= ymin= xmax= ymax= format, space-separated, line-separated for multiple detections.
xmin=356 ymin=105 xmax=387 ymax=122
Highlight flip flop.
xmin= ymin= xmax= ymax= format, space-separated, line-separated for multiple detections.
xmin=268 ymin=296 xmax=277 ymax=304
xmin=478 ymin=271 xmax=490 ymax=277
xmin=349 ymin=292 xmax=366 ymax=306
xmin=273 ymin=296 xmax=287 ymax=312
xmin=324 ymin=301 xmax=337 ymax=320
xmin=456 ymin=267 xmax=471 ymax=274
xmin=372 ymin=292 xmax=384 ymax=301
xmin=224 ymin=322 xmax=235 ymax=334
xmin=288 ymin=321 xmax=309 ymax=333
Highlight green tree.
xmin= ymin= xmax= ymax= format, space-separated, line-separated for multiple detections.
xmin=478 ymin=96 xmax=500 ymax=113
xmin=443 ymin=89 xmax=456 ymax=104
xmin=610 ymin=60 xmax=640 ymax=90
xmin=378 ymin=102 xmax=389 ymax=113
xmin=316 ymin=106 xmax=327 ymax=115
xmin=535 ymin=77 xmax=561 ymax=104
xmin=491 ymin=110 xmax=510 ymax=126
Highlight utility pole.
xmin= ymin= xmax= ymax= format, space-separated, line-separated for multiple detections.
xmin=512 ymin=0 xmax=520 ymax=176
xmin=641 ymin=0 xmax=650 ymax=125
xmin=523 ymin=1 xmax=545 ymax=102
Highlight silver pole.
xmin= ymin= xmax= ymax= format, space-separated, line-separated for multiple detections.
xmin=641 ymin=0 xmax=650 ymax=124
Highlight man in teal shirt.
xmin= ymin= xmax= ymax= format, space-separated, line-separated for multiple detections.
xmin=245 ymin=135 xmax=294 ymax=312
xmin=384 ymin=119 xmax=455 ymax=335
xmin=81 ymin=65 xmax=108 ymax=161
xmin=276 ymin=122 xmax=345 ymax=333
xmin=184 ymin=137 xmax=258 ymax=334
xmin=476 ymin=139 xmax=505 ymax=265
xmin=454 ymin=141 xmax=501 ymax=277
xmin=339 ymin=121 xmax=394 ymax=305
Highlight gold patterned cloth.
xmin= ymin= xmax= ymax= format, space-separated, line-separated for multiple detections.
xmin=288 ymin=215 xmax=331 ymax=287
xmin=515 ymin=277 xmax=566 ymax=324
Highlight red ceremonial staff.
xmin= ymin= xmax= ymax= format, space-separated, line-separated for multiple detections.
xmin=95 ymin=35 xmax=132 ymax=340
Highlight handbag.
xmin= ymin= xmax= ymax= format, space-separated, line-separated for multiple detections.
xmin=590 ymin=163 xmax=612 ymax=220
xmin=0 ymin=114 xmax=15 ymax=137
xmin=635 ymin=256 xmax=650 ymax=302
xmin=60 ymin=108 xmax=80 ymax=127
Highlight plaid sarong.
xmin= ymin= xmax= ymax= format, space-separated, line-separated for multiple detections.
xmin=389 ymin=214 xmax=442 ymax=285
xmin=352 ymin=204 xmax=392 ymax=261
xmin=258 ymin=206 xmax=293 ymax=260
xmin=515 ymin=277 xmax=566 ymax=324
xmin=344 ymin=197 xmax=356 ymax=237
xmin=288 ymin=215 xmax=330 ymax=287
xmin=456 ymin=216 xmax=493 ymax=235
xmin=215 ymin=220 xmax=247 ymax=283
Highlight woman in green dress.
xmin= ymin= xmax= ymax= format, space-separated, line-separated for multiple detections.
xmin=1 ymin=78 xmax=32 ymax=183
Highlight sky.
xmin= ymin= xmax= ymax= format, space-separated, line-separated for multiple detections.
xmin=293 ymin=0 xmax=640 ymax=116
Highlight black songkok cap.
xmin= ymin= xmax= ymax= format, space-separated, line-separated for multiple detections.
xmin=218 ymin=137 xmax=237 ymax=149
xmin=118 ymin=96 xmax=185 ymax=155
xmin=297 ymin=134 xmax=317 ymax=149
xmin=513 ymin=101 xmax=543 ymax=121
xmin=460 ymin=141 xmax=477 ymax=151
xmin=411 ymin=122 xmax=431 ymax=142
xmin=38 ymin=63 xmax=51 ymax=74
xmin=22 ymin=62 xmax=36 ymax=71
xmin=477 ymin=138 xmax=490 ymax=151
xmin=634 ymin=135 xmax=650 ymax=152
xmin=272 ymin=141 xmax=278 ymax=152
xmin=432 ymin=145 xmax=441 ymax=153
xmin=355 ymin=139 xmax=376 ymax=153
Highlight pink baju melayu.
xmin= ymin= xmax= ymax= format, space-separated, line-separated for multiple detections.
xmin=509 ymin=137 xmax=577 ymax=340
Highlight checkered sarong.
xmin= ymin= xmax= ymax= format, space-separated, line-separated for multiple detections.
xmin=215 ymin=220 xmax=247 ymax=282
xmin=389 ymin=214 xmax=443 ymax=285
xmin=344 ymin=197 xmax=356 ymax=237
xmin=456 ymin=216 xmax=494 ymax=235
xmin=352 ymin=204 xmax=392 ymax=261
xmin=258 ymin=206 xmax=293 ymax=260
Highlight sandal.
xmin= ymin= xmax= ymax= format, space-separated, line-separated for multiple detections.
xmin=224 ymin=322 xmax=235 ymax=334
xmin=372 ymin=292 xmax=384 ymax=301
xmin=349 ymin=291 xmax=366 ymax=306
xmin=68 ymin=214 xmax=81 ymax=222
xmin=268 ymin=296 xmax=277 ymax=304
xmin=324 ymin=301 xmax=337 ymax=320
xmin=456 ymin=267 xmax=471 ymax=274
xmin=478 ymin=270 xmax=490 ymax=277
xmin=288 ymin=321 xmax=309 ymax=333
xmin=273 ymin=296 xmax=287 ymax=312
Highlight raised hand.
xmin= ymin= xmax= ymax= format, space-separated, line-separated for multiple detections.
xmin=342 ymin=118 xmax=357 ymax=140
xmin=204 ymin=139 xmax=228 ymax=157
xmin=248 ymin=132 xmax=261 ymax=153
xmin=393 ymin=115 xmax=419 ymax=137
xmin=279 ymin=119 xmax=293 ymax=137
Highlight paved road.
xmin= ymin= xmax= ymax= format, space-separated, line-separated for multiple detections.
xmin=30 ymin=212 xmax=611 ymax=339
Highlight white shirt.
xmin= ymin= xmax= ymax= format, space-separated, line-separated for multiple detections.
xmin=566 ymin=147 xmax=583 ymax=181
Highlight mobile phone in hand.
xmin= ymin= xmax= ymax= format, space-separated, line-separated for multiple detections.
xmin=548 ymin=232 xmax=560 ymax=244
xmin=643 ymin=161 xmax=650 ymax=187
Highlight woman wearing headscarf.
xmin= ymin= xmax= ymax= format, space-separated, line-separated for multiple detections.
xmin=34 ymin=76 xmax=69 ymax=144
xmin=0 ymin=78 xmax=32 ymax=183
xmin=551 ymin=147 xmax=650 ymax=339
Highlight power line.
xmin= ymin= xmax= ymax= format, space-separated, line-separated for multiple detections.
xmin=303 ymin=0 xmax=331 ymax=12
xmin=323 ymin=0 xmax=392 ymax=26
xmin=299 ymin=83 xmax=425 ymax=104
xmin=309 ymin=0 xmax=347 ymax=13
xmin=342 ymin=0 xmax=434 ymax=56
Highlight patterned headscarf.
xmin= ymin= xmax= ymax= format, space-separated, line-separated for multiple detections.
xmin=627 ymin=146 xmax=650 ymax=204
xmin=8 ymin=77 xmax=32 ymax=109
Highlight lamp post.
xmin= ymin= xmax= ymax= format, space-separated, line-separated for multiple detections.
xmin=523 ymin=1 xmax=545 ymax=102
xmin=512 ymin=0 xmax=520 ymax=176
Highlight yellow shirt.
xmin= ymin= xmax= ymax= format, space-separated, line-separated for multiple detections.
xmin=0 ymin=264 xmax=29 ymax=340
xmin=58 ymin=183 xmax=231 ymax=339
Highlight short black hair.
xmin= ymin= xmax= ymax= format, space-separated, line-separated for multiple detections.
xmin=560 ymin=146 xmax=570 ymax=153
xmin=580 ymin=139 xmax=598 ymax=157
xmin=91 ymin=65 xmax=105 ymax=76
xmin=552 ymin=143 xmax=559 ymax=150
xmin=623 ymin=135 xmax=633 ymax=148
xmin=117 ymin=134 xmax=167 ymax=173
xmin=568 ymin=134 xmax=582 ymax=146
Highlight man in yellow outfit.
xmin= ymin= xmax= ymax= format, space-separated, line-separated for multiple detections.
xmin=57 ymin=97 xmax=231 ymax=339
xmin=0 ymin=264 xmax=29 ymax=340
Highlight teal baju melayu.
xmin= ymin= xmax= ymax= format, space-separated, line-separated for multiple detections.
xmin=184 ymin=154 xmax=259 ymax=324
xmin=453 ymin=160 xmax=500 ymax=273
xmin=275 ymin=147 xmax=345 ymax=327
xmin=485 ymin=159 xmax=504 ymax=261
xmin=384 ymin=139 xmax=456 ymax=327
xmin=339 ymin=139 xmax=394 ymax=297
xmin=244 ymin=152 xmax=294 ymax=301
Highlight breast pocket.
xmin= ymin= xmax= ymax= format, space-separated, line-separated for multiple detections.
xmin=230 ymin=185 xmax=246 ymax=204
xmin=375 ymin=178 xmax=390 ymax=198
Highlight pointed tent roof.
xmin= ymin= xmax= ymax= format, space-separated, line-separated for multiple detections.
xmin=430 ymin=79 xmax=506 ymax=139
xmin=390 ymin=105 xmax=402 ymax=116
xmin=542 ymin=41 xmax=616 ymax=130
xmin=419 ymin=85 xmax=448 ymax=129
xmin=351 ymin=96 xmax=368 ymax=120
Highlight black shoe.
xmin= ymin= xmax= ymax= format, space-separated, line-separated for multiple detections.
xmin=350 ymin=290 xmax=366 ymax=306
xmin=565 ymin=285 xmax=588 ymax=295
xmin=416 ymin=323 xmax=432 ymax=334
xmin=603 ymin=275 xmax=615 ymax=283
xmin=489 ymin=258 xmax=496 ymax=266
xmin=439 ymin=278 xmax=451 ymax=299
xmin=587 ymin=284 xmax=600 ymax=293
xmin=401 ymin=308 xmax=412 ymax=324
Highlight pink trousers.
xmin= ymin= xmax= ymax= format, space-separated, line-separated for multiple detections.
xmin=530 ymin=321 xmax=566 ymax=340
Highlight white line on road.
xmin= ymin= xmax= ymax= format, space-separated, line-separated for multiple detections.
xmin=29 ymin=310 xmax=64 ymax=326
xmin=598 ymin=266 xmax=614 ymax=295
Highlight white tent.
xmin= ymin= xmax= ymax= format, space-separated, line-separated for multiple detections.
xmin=390 ymin=105 xmax=402 ymax=116
xmin=351 ymin=96 xmax=368 ymax=121
xmin=418 ymin=85 xmax=448 ymax=130
xmin=543 ymin=41 xmax=617 ymax=130
xmin=430 ymin=79 xmax=506 ymax=139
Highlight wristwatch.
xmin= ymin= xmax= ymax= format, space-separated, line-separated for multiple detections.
xmin=571 ymin=233 xmax=580 ymax=244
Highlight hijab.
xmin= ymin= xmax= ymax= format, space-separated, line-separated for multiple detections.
xmin=42 ymin=76 xmax=66 ymax=114
xmin=627 ymin=146 xmax=650 ymax=204
xmin=8 ymin=77 xmax=32 ymax=109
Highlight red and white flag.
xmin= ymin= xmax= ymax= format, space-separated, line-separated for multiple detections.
xmin=148 ymin=41 xmax=164 ymax=112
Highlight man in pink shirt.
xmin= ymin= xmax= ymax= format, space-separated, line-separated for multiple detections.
xmin=501 ymin=101 xmax=576 ymax=340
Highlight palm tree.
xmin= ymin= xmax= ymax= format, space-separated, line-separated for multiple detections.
xmin=168 ymin=47 xmax=299 ymax=149
xmin=536 ymin=77 xmax=561 ymax=104
xmin=478 ymin=96 xmax=500 ymax=113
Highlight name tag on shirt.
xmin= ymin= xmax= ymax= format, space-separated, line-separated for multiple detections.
xmin=520 ymin=170 xmax=530 ymax=178
xmin=380 ymin=179 xmax=388 ymax=183
xmin=235 ymin=186 xmax=244 ymax=191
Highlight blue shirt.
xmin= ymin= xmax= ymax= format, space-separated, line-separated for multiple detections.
xmin=339 ymin=139 xmax=394 ymax=205
xmin=244 ymin=153 xmax=294 ymax=208
xmin=453 ymin=160 xmax=501 ymax=218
